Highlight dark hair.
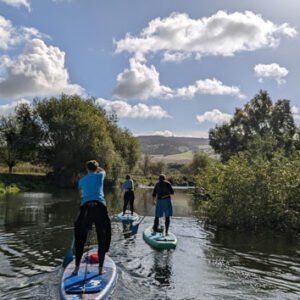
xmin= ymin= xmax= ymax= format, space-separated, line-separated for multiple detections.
xmin=126 ymin=174 xmax=131 ymax=180
xmin=159 ymin=174 xmax=166 ymax=181
xmin=86 ymin=160 xmax=99 ymax=171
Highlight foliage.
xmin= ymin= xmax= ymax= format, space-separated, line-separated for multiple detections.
xmin=34 ymin=95 xmax=140 ymax=186
xmin=194 ymin=152 xmax=300 ymax=231
xmin=0 ymin=103 xmax=42 ymax=173
xmin=188 ymin=152 xmax=211 ymax=176
xmin=209 ymin=91 xmax=297 ymax=161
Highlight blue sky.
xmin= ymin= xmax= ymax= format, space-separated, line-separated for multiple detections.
xmin=0 ymin=0 xmax=299 ymax=137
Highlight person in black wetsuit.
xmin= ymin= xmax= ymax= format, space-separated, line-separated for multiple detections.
xmin=121 ymin=175 xmax=135 ymax=215
xmin=73 ymin=160 xmax=111 ymax=276
xmin=152 ymin=174 xmax=174 ymax=235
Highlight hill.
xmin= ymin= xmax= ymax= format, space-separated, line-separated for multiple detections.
xmin=137 ymin=135 xmax=210 ymax=156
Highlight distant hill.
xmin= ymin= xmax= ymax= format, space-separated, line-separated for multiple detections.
xmin=137 ymin=135 xmax=210 ymax=156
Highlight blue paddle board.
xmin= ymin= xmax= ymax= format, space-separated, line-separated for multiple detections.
xmin=60 ymin=249 xmax=117 ymax=299
xmin=143 ymin=227 xmax=177 ymax=250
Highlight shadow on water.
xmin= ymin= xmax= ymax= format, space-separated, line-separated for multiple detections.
xmin=0 ymin=187 xmax=299 ymax=299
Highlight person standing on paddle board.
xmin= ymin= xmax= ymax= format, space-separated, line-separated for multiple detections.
xmin=121 ymin=174 xmax=135 ymax=215
xmin=73 ymin=160 xmax=111 ymax=276
xmin=152 ymin=174 xmax=174 ymax=235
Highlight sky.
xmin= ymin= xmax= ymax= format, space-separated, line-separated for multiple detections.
xmin=0 ymin=0 xmax=300 ymax=137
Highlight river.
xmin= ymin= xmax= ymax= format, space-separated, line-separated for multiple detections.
xmin=0 ymin=188 xmax=299 ymax=299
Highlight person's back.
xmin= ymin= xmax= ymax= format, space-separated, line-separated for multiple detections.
xmin=153 ymin=180 xmax=173 ymax=199
xmin=152 ymin=174 xmax=174 ymax=235
xmin=73 ymin=160 xmax=111 ymax=276
xmin=122 ymin=175 xmax=135 ymax=215
xmin=79 ymin=171 xmax=105 ymax=205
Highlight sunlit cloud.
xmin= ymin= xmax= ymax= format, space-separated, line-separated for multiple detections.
xmin=175 ymin=78 xmax=245 ymax=99
xmin=95 ymin=98 xmax=170 ymax=119
xmin=254 ymin=63 xmax=289 ymax=84
xmin=115 ymin=11 xmax=297 ymax=62
xmin=0 ymin=39 xmax=84 ymax=99
xmin=113 ymin=58 xmax=244 ymax=100
xmin=0 ymin=0 xmax=30 ymax=11
xmin=0 ymin=15 xmax=44 ymax=50
xmin=197 ymin=109 xmax=232 ymax=124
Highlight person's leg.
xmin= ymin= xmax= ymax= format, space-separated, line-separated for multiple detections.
xmin=153 ymin=217 xmax=159 ymax=232
xmin=73 ymin=205 xmax=89 ymax=274
xmin=123 ymin=193 xmax=129 ymax=215
xmin=165 ymin=216 xmax=170 ymax=235
xmin=94 ymin=203 xmax=111 ymax=275
xmin=129 ymin=191 xmax=134 ymax=215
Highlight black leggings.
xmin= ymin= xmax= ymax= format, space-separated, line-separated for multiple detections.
xmin=153 ymin=216 xmax=170 ymax=234
xmin=74 ymin=201 xmax=111 ymax=268
xmin=123 ymin=190 xmax=135 ymax=214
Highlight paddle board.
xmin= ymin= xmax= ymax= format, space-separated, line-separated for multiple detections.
xmin=117 ymin=211 xmax=139 ymax=222
xmin=143 ymin=227 xmax=177 ymax=250
xmin=60 ymin=249 xmax=117 ymax=299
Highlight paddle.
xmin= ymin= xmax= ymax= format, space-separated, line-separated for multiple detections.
xmin=131 ymin=215 xmax=145 ymax=234
xmin=63 ymin=237 xmax=75 ymax=268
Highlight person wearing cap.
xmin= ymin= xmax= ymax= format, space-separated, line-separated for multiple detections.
xmin=121 ymin=174 xmax=135 ymax=215
xmin=152 ymin=174 xmax=174 ymax=235
xmin=73 ymin=160 xmax=111 ymax=276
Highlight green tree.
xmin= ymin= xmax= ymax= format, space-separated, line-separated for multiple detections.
xmin=0 ymin=116 xmax=20 ymax=173
xmin=209 ymin=91 xmax=297 ymax=161
xmin=35 ymin=94 xmax=140 ymax=186
xmin=0 ymin=103 xmax=42 ymax=173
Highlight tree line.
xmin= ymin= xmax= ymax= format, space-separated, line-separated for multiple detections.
xmin=0 ymin=95 xmax=140 ymax=187
xmin=194 ymin=90 xmax=300 ymax=232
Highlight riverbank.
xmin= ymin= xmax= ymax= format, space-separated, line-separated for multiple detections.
xmin=0 ymin=173 xmax=53 ymax=193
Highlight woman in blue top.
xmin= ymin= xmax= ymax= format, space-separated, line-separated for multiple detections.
xmin=73 ymin=160 xmax=111 ymax=276
xmin=121 ymin=175 xmax=135 ymax=215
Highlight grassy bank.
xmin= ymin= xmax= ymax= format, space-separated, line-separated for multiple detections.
xmin=0 ymin=173 xmax=53 ymax=192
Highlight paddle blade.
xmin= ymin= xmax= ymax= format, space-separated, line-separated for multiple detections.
xmin=63 ymin=247 xmax=74 ymax=268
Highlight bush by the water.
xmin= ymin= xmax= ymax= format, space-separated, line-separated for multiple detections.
xmin=0 ymin=181 xmax=20 ymax=194
xmin=194 ymin=152 xmax=300 ymax=231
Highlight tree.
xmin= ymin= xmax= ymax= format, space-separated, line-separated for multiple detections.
xmin=0 ymin=103 xmax=42 ymax=173
xmin=0 ymin=116 xmax=20 ymax=173
xmin=209 ymin=91 xmax=297 ymax=161
xmin=140 ymin=154 xmax=152 ymax=176
xmin=34 ymin=95 xmax=140 ymax=186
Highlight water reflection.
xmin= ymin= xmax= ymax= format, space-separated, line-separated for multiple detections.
xmin=151 ymin=250 xmax=173 ymax=286
xmin=0 ymin=189 xmax=299 ymax=300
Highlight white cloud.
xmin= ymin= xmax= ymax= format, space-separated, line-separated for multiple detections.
xmin=0 ymin=98 xmax=30 ymax=116
xmin=254 ymin=63 xmax=289 ymax=84
xmin=153 ymin=130 xmax=174 ymax=137
xmin=197 ymin=109 xmax=232 ymax=124
xmin=162 ymin=51 xmax=191 ymax=63
xmin=113 ymin=58 xmax=244 ymax=100
xmin=0 ymin=39 xmax=84 ymax=99
xmin=95 ymin=98 xmax=169 ymax=119
xmin=115 ymin=11 xmax=297 ymax=61
xmin=0 ymin=0 xmax=30 ymax=11
xmin=113 ymin=58 xmax=172 ymax=100
xmin=291 ymin=105 xmax=300 ymax=123
xmin=175 ymin=78 xmax=245 ymax=99
xmin=0 ymin=15 xmax=44 ymax=50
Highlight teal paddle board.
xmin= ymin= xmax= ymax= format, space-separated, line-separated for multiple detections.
xmin=60 ymin=248 xmax=117 ymax=299
xmin=143 ymin=227 xmax=177 ymax=250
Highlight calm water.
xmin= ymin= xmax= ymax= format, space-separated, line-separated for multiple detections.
xmin=0 ymin=188 xmax=299 ymax=300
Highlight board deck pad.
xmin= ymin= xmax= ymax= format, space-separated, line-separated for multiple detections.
xmin=60 ymin=249 xmax=117 ymax=299
xmin=143 ymin=227 xmax=177 ymax=250
xmin=117 ymin=211 xmax=139 ymax=222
